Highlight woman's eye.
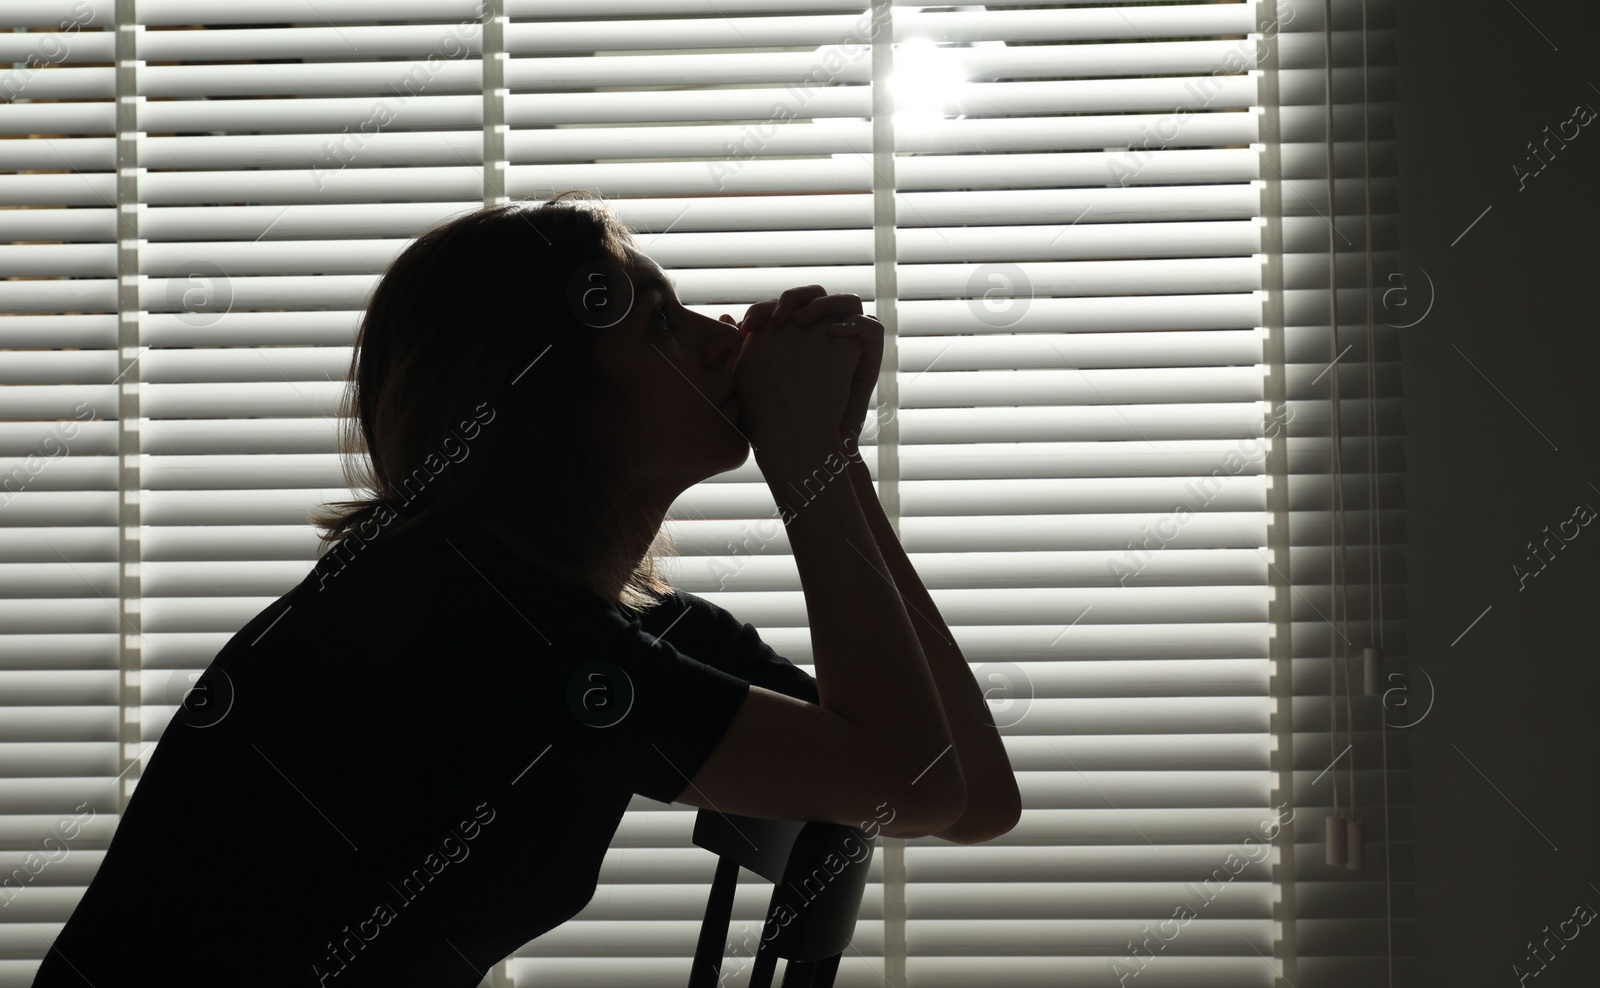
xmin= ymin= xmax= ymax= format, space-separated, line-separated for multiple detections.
xmin=653 ymin=304 xmax=673 ymax=332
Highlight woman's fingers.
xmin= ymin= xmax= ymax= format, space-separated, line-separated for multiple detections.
xmin=741 ymin=287 xmax=863 ymax=334
xmin=768 ymin=285 xmax=828 ymax=327
xmin=790 ymin=292 xmax=863 ymax=325
xmin=739 ymin=298 xmax=779 ymax=335
xmin=823 ymin=314 xmax=884 ymax=339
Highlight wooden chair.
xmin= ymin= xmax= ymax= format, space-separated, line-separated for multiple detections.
xmin=687 ymin=809 xmax=876 ymax=988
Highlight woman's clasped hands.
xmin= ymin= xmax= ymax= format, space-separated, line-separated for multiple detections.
xmin=720 ymin=286 xmax=884 ymax=457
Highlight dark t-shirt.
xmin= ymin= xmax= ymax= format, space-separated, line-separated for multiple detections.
xmin=29 ymin=511 xmax=819 ymax=987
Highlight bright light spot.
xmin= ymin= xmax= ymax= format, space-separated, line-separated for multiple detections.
xmin=889 ymin=40 xmax=965 ymax=124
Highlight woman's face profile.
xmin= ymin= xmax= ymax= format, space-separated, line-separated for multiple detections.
xmin=583 ymin=249 xmax=750 ymax=504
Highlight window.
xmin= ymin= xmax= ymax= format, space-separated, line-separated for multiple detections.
xmin=0 ymin=1 xmax=1415 ymax=983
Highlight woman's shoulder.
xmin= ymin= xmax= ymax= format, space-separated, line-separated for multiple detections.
xmin=630 ymin=587 xmax=819 ymax=703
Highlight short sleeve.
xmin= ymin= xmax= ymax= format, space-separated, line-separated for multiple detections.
xmin=513 ymin=600 xmax=755 ymax=805
xmin=634 ymin=590 xmax=820 ymax=705
xmin=416 ymin=515 xmax=779 ymax=807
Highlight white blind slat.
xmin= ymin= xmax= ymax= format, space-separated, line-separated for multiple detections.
xmin=1 ymin=0 xmax=1414 ymax=983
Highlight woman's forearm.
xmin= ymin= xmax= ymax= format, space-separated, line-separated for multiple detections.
xmin=839 ymin=447 xmax=1022 ymax=842
xmin=757 ymin=439 xmax=967 ymax=831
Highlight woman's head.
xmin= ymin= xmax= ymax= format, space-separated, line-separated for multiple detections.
xmin=311 ymin=191 xmax=745 ymax=612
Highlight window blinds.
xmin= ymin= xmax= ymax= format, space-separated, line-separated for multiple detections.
xmin=0 ymin=0 xmax=1415 ymax=985
xmin=1263 ymin=0 xmax=1417 ymax=984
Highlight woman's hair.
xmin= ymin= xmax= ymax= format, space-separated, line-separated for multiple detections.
xmin=308 ymin=190 xmax=677 ymax=614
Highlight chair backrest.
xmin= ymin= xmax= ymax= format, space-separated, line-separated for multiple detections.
xmin=687 ymin=809 xmax=876 ymax=988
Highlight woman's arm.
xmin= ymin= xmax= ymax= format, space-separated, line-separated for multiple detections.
xmin=839 ymin=446 xmax=1022 ymax=844
xmin=738 ymin=290 xmax=1019 ymax=841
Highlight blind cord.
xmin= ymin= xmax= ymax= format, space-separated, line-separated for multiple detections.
xmin=1358 ymin=0 xmax=1395 ymax=979
xmin=1322 ymin=0 xmax=1343 ymax=823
